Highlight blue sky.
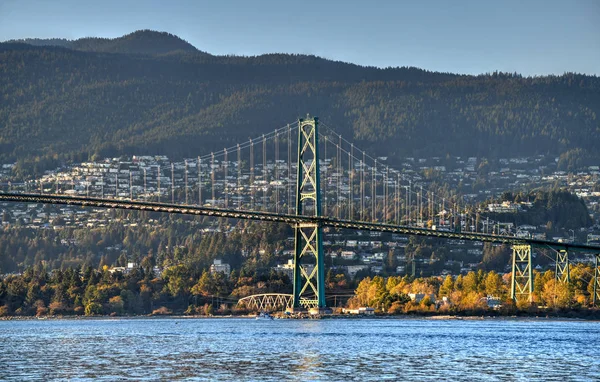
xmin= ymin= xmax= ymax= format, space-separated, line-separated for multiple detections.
xmin=0 ymin=0 xmax=598 ymax=76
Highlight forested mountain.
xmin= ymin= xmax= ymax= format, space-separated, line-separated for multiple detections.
xmin=1 ymin=30 xmax=599 ymax=175
xmin=7 ymin=30 xmax=201 ymax=55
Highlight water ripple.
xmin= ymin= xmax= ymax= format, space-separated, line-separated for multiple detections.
xmin=0 ymin=318 xmax=599 ymax=381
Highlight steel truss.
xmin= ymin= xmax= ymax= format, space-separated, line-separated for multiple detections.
xmin=555 ymin=249 xmax=570 ymax=284
xmin=237 ymin=294 xmax=293 ymax=311
xmin=511 ymin=244 xmax=533 ymax=303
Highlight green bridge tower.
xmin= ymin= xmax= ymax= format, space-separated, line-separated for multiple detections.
xmin=511 ymin=244 xmax=533 ymax=303
xmin=291 ymin=116 xmax=327 ymax=312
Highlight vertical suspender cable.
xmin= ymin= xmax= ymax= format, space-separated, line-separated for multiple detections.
xmin=211 ymin=153 xmax=215 ymax=205
xmin=171 ymin=163 xmax=175 ymax=204
xmin=262 ymin=134 xmax=267 ymax=211
xmin=157 ymin=165 xmax=160 ymax=203
xmin=224 ymin=149 xmax=228 ymax=208
xmin=275 ymin=132 xmax=279 ymax=213
xmin=184 ymin=160 xmax=188 ymax=205
xmin=197 ymin=157 xmax=201 ymax=206
xmin=237 ymin=144 xmax=241 ymax=209
xmin=250 ymin=140 xmax=254 ymax=210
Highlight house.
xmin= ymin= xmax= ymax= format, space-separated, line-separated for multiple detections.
xmin=273 ymin=260 xmax=294 ymax=279
xmin=108 ymin=266 xmax=126 ymax=274
xmin=210 ymin=259 xmax=231 ymax=275
xmin=487 ymin=201 xmax=521 ymax=213
xmin=342 ymin=307 xmax=375 ymax=315
xmin=341 ymin=251 xmax=356 ymax=260
xmin=481 ymin=295 xmax=502 ymax=309
xmin=408 ymin=293 xmax=436 ymax=303
xmin=151 ymin=266 xmax=163 ymax=278
xmin=272 ymin=260 xmax=315 ymax=280
xmin=346 ymin=265 xmax=369 ymax=278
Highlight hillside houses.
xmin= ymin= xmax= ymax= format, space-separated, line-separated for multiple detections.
xmin=1 ymin=151 xmax=599 ymax=279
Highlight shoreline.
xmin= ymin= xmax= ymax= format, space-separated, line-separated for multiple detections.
xmin=1 ymin=313 xmax=599 ymax=322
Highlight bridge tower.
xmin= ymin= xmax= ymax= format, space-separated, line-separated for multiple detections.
xmin=555 ymin=249 xmax=570 ymax=284
xmin=291 ymin=116 xmax=327 ymax=311
xmin=511 ymin=244 xmax=533 ymax=303
xmin=593 ymin=254 xmax=600 ymax=306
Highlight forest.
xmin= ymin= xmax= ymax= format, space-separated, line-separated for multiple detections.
xmin=1 ymin=30 xmax=599 ymax=178
xmin=1 ymin=261 xmax=598 ymax=318
xmin=348 ymin=265 xmax=599 ymax=316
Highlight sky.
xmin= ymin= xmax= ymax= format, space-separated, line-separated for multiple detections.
xmin=0 ymin=0 xmax=598 ymax=76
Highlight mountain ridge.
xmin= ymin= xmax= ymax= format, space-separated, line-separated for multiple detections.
xmin=6 ymin=30 xmax=204 ymax=56
xmin=6 ymin=30 xmax=598 ymax=78
xmin=0 ymin=31 xmax=599 ymax=176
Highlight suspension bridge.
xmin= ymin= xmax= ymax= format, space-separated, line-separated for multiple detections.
xmin=1 ymin=116 xmax=600 ymax=311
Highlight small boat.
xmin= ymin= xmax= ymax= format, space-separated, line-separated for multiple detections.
xmin=255 ymin=312 xmax=274 ymax=320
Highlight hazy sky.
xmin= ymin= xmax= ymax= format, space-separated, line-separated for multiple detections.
xmin=1 ymin=0 xmax=598 ymax=76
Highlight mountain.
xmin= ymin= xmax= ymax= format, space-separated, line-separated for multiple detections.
xmin=0 ymin=31 xmax=599 ymax=176
xmin=7 ymin=30 xmax=202 ymax=55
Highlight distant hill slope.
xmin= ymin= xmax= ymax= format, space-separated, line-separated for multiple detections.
xmin=8 ymin=30 xmax=202 ymax=55
xmin=0 ymin=31 xmax=599 ymax=175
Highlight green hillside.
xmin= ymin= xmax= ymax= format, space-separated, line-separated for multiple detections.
xmin=1 ymin=30 xmax=599 ymax=175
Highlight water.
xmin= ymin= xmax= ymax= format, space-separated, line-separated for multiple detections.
xmin=1 ymin=318 xmax=599 ymax=381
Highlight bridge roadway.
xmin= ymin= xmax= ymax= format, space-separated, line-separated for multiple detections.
xmin=2 ymin=192 xmax=600 ymax=252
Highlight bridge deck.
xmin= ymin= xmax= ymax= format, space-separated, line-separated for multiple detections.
xmin=2 ymin=192 xmax=599 ymax=252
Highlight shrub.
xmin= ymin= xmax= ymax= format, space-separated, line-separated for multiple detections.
xmin=151 ymin=306 xmax=172 ymax=315
xmin=36 ymin=306 xmax=48 ymax=316
xmin=387 ymin=301 xmax=405 ymax=314
xmin=49 ymin=301 xmax=67 ymax=315
xmin=84 ymin=302 xmax=102 ymax=316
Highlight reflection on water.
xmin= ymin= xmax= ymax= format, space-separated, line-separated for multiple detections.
xmin=0 ymin=318 xmax=599 ymax=381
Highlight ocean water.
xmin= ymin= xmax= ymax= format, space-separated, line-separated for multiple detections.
xmin=0 ymin=317 xmax=599 ymax=381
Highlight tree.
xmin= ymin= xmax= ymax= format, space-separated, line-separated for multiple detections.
xmin=462 ymin=272 xmax=478 ymax=293
xmin=352 ymin=277 xmax=372 ymax=307
xmin=163 ymin=265 xmax=192 ymax=297
xmin=541 ymin=279 xmax=573 ymax=309
xmin=108 ymin=296 xmax=124 ymax=314
xmin=191 ymin=270 xmax=213 ymax=297
xmin=439 ymin=275 xmax=454 ymax=297
xmin=454 ymin=275 xmax=464 ymax=291
xmin=482 ymin=243 xmax=509 ymax=271
xmin=117 ymin=253 xmax=128 ymax=267
xmin=386 ymin=250 xmax=397 ymax=272
xmin=484 ymin=271 xmax=503 ymax=297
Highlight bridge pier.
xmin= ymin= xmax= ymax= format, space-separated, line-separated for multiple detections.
xmin=511 ymin=244 xmax=533 ymax=303
xmin=292 ymin=222 xmax=326 ymax=309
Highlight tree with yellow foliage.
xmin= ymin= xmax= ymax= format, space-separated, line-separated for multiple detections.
xmin=439 ymin=275 xmax=454 ymax=297
xmin=484 ymin=271 xmax=504 ymax=297
xmin=541 ymin=279 xmax=573 ymax=309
